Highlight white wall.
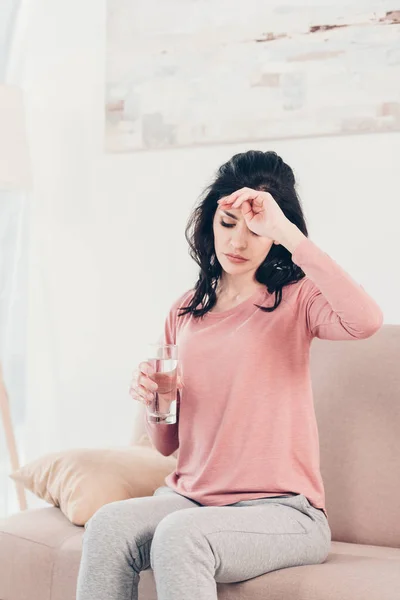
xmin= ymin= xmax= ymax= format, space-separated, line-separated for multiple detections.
xmin=17 ymin=0 xmax=398 ymax=482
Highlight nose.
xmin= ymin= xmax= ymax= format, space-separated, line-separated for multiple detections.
xmin=229 ymin=223 xmax=248 ymax=251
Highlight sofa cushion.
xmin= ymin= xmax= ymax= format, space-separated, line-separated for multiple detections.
xmin=310 ymin=327 xmax=400 ymax=548
xmin=0 ymin=507 xmax=159 ymax=600
xmin=1 ymin=507 xmax=399 ymax=600
xmin=217 ymin=554 xmax=400 ymax=600
xmin=0 ymin=507 xmax=82 ymax=600
xmin=9 ymin=445 xmax=177 ymax=526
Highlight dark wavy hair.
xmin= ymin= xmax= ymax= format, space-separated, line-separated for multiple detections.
xmin=178 ymin=150 xmax=309 ymax=319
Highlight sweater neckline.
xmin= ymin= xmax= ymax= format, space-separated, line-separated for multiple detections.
xmin=205 ymin=286 xmax=269 ymax=319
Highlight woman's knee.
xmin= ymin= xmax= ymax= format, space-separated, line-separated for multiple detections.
xmin=84 ymin=499 xmax=145 ymax=551
xmin=150 ymin=509 xmax=210 ymax=568
xmin=84 ymin=498 xmax=157 ymax=563
xmin=80 ymin=500 xmax=152 ymax=576
xmin=85 ymin=501 xmax=125 ymax=534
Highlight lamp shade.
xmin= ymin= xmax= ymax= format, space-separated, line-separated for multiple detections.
xmin=0 ymin=84 xmax=32 ymax=191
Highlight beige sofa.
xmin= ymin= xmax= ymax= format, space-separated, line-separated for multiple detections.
xmin=1 ymin=324 xmax=399 ymax=600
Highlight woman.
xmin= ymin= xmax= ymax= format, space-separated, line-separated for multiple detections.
xmin=77 ymin=150 xmax=383 ymax=600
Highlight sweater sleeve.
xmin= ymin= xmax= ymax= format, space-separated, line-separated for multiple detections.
xmin=143 ymin=292 xmax=188 ymax=456
xmin=291 ymin=237 xmax=384 ymax=340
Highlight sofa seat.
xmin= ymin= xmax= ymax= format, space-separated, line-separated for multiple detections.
xmin=1 ymin=507 xmax=399 ymax=600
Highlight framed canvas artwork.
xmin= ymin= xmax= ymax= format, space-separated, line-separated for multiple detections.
xmin=106 ymin=1 xmax=400 ymax=153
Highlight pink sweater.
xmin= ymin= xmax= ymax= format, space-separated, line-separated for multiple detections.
xmin=145 ymin=237 xmax=383 ymax=519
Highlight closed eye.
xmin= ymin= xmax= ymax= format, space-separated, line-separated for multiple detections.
xmin=220 ymin=220 xmax=260 ymax=236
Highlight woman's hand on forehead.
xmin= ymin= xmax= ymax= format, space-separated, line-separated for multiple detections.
xmin=217 ymin=187 xmax=289 ymax=242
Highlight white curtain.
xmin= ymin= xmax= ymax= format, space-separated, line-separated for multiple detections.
xmin=0 ymin=1 xmax=20 ymax=77
xmin=0 ymin=0 xmax=29 ymax=518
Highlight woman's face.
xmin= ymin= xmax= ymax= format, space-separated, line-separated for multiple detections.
xmin=212 ymin=202 xmax=274 ymax=276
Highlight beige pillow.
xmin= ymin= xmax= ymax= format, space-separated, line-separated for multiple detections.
xmin=10 ymin=445 xmax=177 ymax=526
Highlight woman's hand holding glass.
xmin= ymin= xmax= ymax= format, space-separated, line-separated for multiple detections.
xmin=130 ymin=361 xmax=159 ymax=407
xmin=130 ymin=345 xmax=182 ymax=424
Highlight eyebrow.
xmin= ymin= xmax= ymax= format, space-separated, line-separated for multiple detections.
xmin=219 ymin=208 xmax=239 ymax=221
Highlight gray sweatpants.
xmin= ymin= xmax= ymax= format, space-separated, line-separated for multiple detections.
xmin=76 ymin=485 xmax=331 ymax=600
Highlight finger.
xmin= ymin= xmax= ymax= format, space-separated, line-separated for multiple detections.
xmin=231 ymin=192 xmax=253 ymax=209
xmin=130 ymin=382 xmax=146 ymax=399
xmin=218 ymin=194 xmax=241 ymax=208
xmin=234 ymin=191 xmax=266 ymax=210
xmin=139 ymin=384 xmax=155 ymax=402
xmin=217 ymin=196 xmax=233 ymax=206
xmin=241 ymin=199 xmax=253 ymax=217
xmin=218 ymin=193 xmax=240 ymax=205
xmin=247 ymin=198 xmax=264 ymax=215
xmin=139 ymin=360 xmax=154 ymax=375
xmin=139 ymin=361 xmax=155 ymax=377
xmin=217 ymin=188 xmax=245 ymax=205
xmin=138 ymin=373 xmax=158 ymax=392
xmin=130 ymin=383 xmax=154 ymax=405
xmin=132 ymin=368 xmax=152 ymax=388
xmin=232 ymin=189 xmax=263 ymax=209
xmin=129 ymin=384 xmax=145 ymax=404
xmin=252 ymin=195 xmax=264 ymax=206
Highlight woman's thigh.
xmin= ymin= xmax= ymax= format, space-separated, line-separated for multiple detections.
xmin=152 ymin=493 xmax=331 ymax=584
xmin=82 ymin=486 xmax=199 ymax=571
xmin=212 ymin=494 xmax=331 ymax=582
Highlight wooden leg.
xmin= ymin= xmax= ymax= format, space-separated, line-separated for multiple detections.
xmin=0 ymin=362 xmax=27 ymax=511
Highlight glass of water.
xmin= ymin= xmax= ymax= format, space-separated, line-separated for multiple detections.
xmin=146 ymin=343 xmax=178 ymax=424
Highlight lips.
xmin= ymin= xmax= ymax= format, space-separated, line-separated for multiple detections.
xmin=225 ymin=253 xmax=248 ymax=262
